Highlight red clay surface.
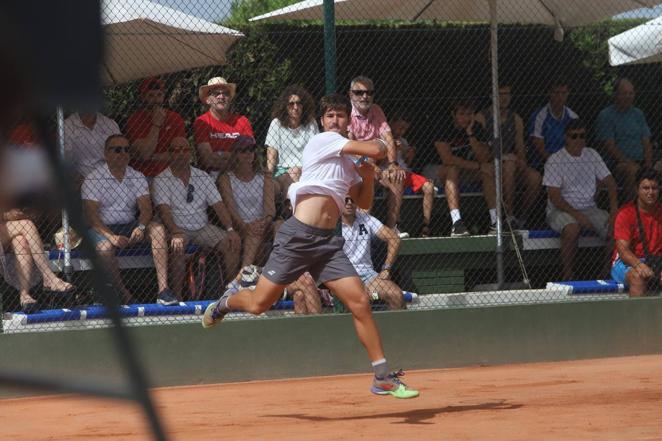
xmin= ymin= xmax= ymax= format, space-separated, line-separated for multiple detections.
xmin=2 ymin=354 xmax=662 ymax=441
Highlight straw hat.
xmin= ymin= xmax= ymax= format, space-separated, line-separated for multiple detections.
xmin=198 ymin=77 xmax=236 ymax=102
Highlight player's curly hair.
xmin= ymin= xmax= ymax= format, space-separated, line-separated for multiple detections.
xmin=271 ymin=85 xmax=316 ymax=128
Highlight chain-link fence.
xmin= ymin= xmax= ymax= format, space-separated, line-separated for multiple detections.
xmin=3 ymin=0 xmax=662 ymax=333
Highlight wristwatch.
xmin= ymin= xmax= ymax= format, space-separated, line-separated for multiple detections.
xmin=137 ymin=224 xmax=146 ymax=232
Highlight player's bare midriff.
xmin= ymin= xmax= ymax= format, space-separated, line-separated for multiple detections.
xmin=294 ymin=194 xmax=340 ymax=229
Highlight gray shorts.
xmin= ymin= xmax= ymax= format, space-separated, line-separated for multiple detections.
xmin=262 ymin=216 xmax=358 ymax=286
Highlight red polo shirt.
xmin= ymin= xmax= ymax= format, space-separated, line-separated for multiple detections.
xmin=193 ymin=110 xmax=254 ymax=154
xmin=126 ymin=108 xmax=186 ymax=177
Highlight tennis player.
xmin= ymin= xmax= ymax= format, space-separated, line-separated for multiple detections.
xmin=202 ymin=94 xmax=418 ymax=399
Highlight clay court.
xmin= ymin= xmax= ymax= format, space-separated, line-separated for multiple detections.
xmin=2 ymin=354 xmax=661 ymax=440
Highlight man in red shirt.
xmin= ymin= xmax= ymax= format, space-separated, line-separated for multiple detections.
xmin=193 ymin=77 xmax=254 ymax=178
xmin=612 ymin=168 xmax=662 ymax=296
xmin=126 ymin=77 xmax=186 ymax=178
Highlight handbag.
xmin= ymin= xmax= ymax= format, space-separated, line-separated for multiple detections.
xmin=635 ymin=203 xmax=662 ymax=290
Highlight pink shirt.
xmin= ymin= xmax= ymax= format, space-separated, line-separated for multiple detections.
xmin=348 ymin=104 xmax=391 ymax=141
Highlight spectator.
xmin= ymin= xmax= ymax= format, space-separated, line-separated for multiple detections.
xmin=64 ymin=111 xmax=122 ymax=185
xmin=289 ymin=272 xmax=323 ymax=315
xmin=478 ymin=84 xmax=541 ymax=228
xmin=0 ymin=208 xmax=74 ymax=313
xmin=389 ymin=115 xmax=435 ymax=236
xmin=153 ymin=136 xmax=241 ymax=300
xmin=596 ymin=78 xmax=654 ymax=201
xmin=347 ymin=76 xmax=407 ymax=235
xmin=194 ymin=77 xmax=254 ymax=179
xmin=8 ymin=118 xmax=39 ymax=148
xmin=611 ymin=168 xmax=662 ymax=297
xmin=265 ymin=85 xmax=319 ymax=199
xmin=82 ymin=134 xmax=174 ymax=306
xmin=126 ymin=77 xmax=186 ymax=179
xmin=341 ymin=196 xmax=405 ymax=310
xmin=217 ymin=136 xmax=277 ymax=277
xmin=528 ymin=79 xmax=578 ymax=171
xmin=432 ymin=100 xmax=496 ymax=236
xmin=543 ymin=120 xmax=618 ymax=280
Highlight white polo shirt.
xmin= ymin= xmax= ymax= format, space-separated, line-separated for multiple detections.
xmin=64 ymin=113 xmax=122 ymax=177
xmin=82 ymin=163 xmax=149 ymax=225
xmin=342 ymin=211 xmax=383 ymax=275
xmin=152 ymin=166 xmax=222 ymax=231
xmin=288 ymin=131 xmax=362 ymax=213
xmin=543 ymin=147 xmax=611 ymax=211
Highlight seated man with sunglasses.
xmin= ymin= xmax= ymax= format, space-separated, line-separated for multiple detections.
xmin=83 ymin=134 xmax=174 ymax=306
xmin=347 ymin=76 xmax=408 ymax=237
xmin=153 ymin=136 xmax=241 ymax=301
xmin=543 ymin=119 xmax=618 ymax=280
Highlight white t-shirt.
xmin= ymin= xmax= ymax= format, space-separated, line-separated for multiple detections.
xmin=543 ymin=147 xmax=611 ymax=211
xmin=152 ymin=166 xmax=222 ymax=231
xmin=342 ymin=211 xmax=383 ymax=275
xmin=264 ymin=119 xmax=319 ymax=168
xmin=288 ymin=131 xmax=362 ymax=213
xmin=64 ymin=113 xmax=122 ymax=177
xmin=228 ymin=172 xmax=264 ymax=222
xmin=82 ymin=164 xmax=149 ymax=225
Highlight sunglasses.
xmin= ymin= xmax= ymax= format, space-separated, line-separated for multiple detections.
xmin=345 ymin=197 xmax=354 ymax=204
xmin=236 ymin=146 xmax=256 ymax=153
xmin=288 ymin=101 xmax=303 ymax=107
xmin=210 ymin=89 xmax=231 ymax=97
xmin=170 ymin=146 xmax=191 ymax=153
xmin=568 ymin=132 xmax=586 ymax=140
xmin=108 ymin=146 xmax=130 ymax=154
xmin=351 ymin=90 xmax=375 ymax=97
xmin=186 ymin=184 xmax=195 ymax=203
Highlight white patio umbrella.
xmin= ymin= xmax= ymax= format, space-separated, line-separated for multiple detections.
xmin=609 ymin=15 xmax=662 ymax=65
xmin=57 ymin=0 xmax=243 ymax=275
xmin=102 ymin=0 xmax=243 ymax=85
xmin=251 ymin=0 xmax=661 ymax=288
xmin=251 ymin=0 xmax=658 ymax=28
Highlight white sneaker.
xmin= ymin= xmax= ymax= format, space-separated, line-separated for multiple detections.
xmin=394 ymin=225 xmax=410 ymax=239
xmin=240 ymin=265 xmax=261 ymax=289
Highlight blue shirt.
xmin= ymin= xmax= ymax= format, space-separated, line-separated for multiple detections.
xmin=595 ymin=104 xmax=651 ymax=161
xmin=528 ymin=104 xmax=578 ymax=165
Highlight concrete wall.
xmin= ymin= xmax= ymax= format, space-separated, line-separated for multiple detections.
xmin=2 ymin=298 xmax=662 ymax=397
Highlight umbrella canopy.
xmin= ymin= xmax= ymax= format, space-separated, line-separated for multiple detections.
xmin=609 ymin=15 xmax=662 ymax=65
xmin=102 ymin=0 xmax=243 ymax=85
xmin=251 ymin=0 xmax=660 ymax=28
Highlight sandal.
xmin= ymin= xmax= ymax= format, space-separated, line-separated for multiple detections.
xmin=20 ymin=299 xmax=40 ymax=314
xmin=420 ymin=224 xmax=432 ymax=238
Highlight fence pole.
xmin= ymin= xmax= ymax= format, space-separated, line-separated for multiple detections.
xmin=490 ymin=0 xmax=505 ymax=289
xmin=323 ymin=0 xmax=337 ymax=94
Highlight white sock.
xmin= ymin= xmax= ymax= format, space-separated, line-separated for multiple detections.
xmin=489 ymin=209 xmax=497 ymax=224
xmin=372 ymin=358 xmax=389 ymax=379
xmin=450 ymin=209 xmax=461 ymax=224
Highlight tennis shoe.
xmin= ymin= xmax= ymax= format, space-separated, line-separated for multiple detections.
xmin=240 ymin=265 xmax=261 ymax=289
xmin=451 ymin=219 xmax=470 ymax=237
xmin=371 ymin=369 xmax=419 ymax=399
xmin=201 ymin=284 xmax=238 ymax=329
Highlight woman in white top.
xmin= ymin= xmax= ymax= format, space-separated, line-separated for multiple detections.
xmin=218 ymin=136 xmax=276 ymax=271
xmin=265 ymin=85 xmax=319 ymax=199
